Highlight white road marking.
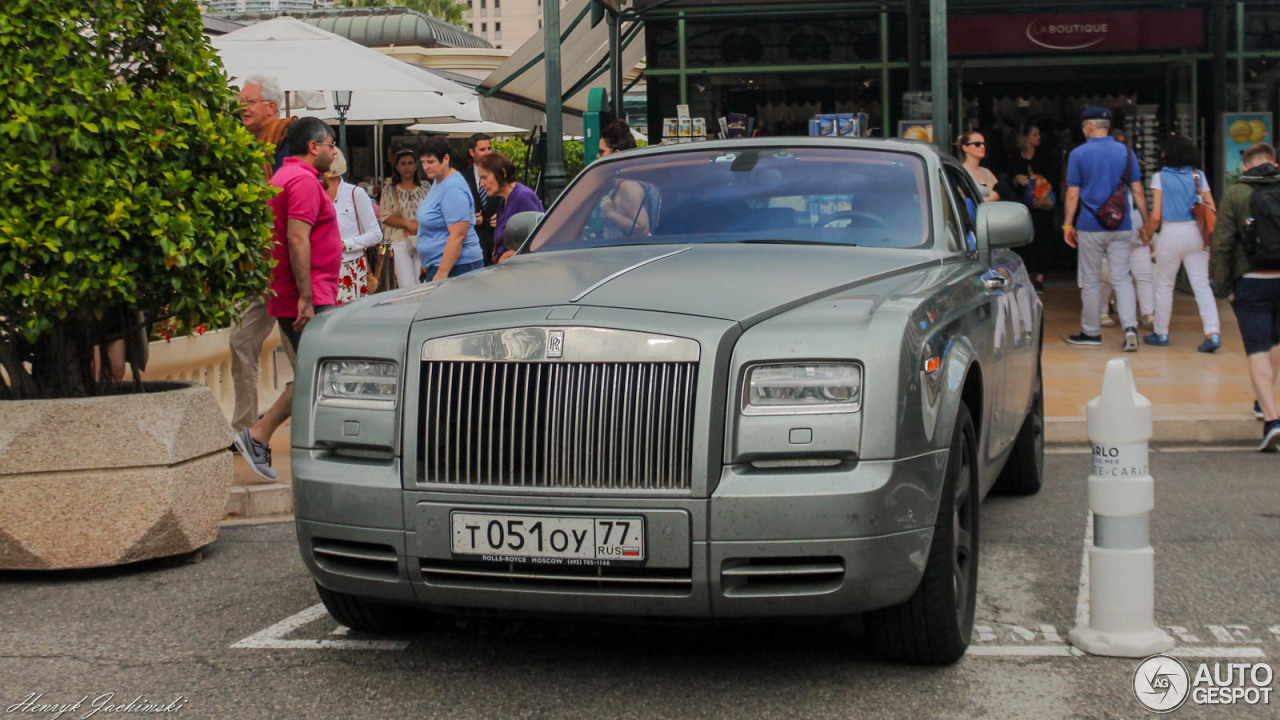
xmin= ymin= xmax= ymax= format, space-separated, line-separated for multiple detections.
xmin=1074 ymin=511 xmax=1092 ymax=633
xmin=968 ymin=645 xmax=1265 ymax=659
xmin=231 ymin=604 xmax=411 ymax=650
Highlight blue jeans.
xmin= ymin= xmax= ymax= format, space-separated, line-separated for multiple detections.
xmin=422 ymin=259 xmax=483 ymax=281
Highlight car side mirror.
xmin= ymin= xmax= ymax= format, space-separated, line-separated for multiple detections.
xmin=975 ymin=201 xmax=1033 ymax=249
xmin=505 ymin=211 xmax=545 ymax=254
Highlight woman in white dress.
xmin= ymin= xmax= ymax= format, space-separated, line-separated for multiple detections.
xmin=323 ymin=149 xmax=382 ymax=305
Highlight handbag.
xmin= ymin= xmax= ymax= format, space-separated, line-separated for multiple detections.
xmin=367 ymin=184 xmax=398 ymax=293
xmin=1085 ymin=147 xmax=1135 ymax=230
xmin=1192 ymin=171 xmax=1217 ymax=244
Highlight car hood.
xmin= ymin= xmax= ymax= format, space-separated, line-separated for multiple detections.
xmin=412 ymin=244 xmax=937 ymax=327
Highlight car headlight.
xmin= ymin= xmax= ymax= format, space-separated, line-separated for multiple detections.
xmin=317 ymin=359 xmax=399 ymax=409
xmin=743 ymin=363 xmax=862 ymax=415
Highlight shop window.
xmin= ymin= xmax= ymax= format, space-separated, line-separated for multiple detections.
xmin=674 ymin=71 xmax=882 ymax=139
xmin=681 ymin=13 xmax=879 ymax=68
xmin=1237 ymin=9 xmax=1280 ymax=52
xmin=646 ymin=20 xmax=680 ymax=69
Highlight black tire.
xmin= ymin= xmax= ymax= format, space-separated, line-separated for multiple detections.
xmin=315 ymin=583 xmax=421 ymax=634
xmin=865 ymin=404 xmax=979 ymax=664
xmin=992 ymin=365 xmax=1044 ymax=496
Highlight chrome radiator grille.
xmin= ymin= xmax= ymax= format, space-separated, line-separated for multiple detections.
xmin=421 ymin=361 xmax=697 ymax=490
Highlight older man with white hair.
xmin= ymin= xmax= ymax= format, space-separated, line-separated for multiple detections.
xmin=1063 ymin=106 xmax=1149 ymax=351
xmin=230 ymin=74 xmax=296 ymax=438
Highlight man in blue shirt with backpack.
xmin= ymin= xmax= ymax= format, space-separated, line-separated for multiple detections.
xmin=1063 ymin=107 xmax=1149 ymax=351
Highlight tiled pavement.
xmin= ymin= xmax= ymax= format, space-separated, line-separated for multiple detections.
xmin=1040 ymin=280 xmax=1265 ymax=444
xmin=227 ymin=283 xmax=1275 ymax=518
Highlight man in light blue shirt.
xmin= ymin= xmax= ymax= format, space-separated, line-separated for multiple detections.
xmin=1063 ymin=107 xmax=1149 ymax=350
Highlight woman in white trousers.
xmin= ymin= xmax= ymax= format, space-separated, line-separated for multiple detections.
xmin=1140 ymin=134 xmax=1221 ymax=352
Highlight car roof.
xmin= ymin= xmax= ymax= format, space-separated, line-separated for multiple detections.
xmin=612 ymin=136 xmax=946 ymax=165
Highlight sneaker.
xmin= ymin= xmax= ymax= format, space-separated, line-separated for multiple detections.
xmin=1067 ymin=332 xmax=1102 ymax=346
xmin=233 ymin=428 xmax=278 ymax=481
xmin=1197 ymin=334 xmax=1221 ymax=353
xmin=1256 ymin=401 xmax=1265 ymax=420
xmin=1123 ymin=328 xmax=1139 ymax=352
xmin=1260 ymin=419 xmax=1280 ymax=453
xmin=1100 ymin=315 xmax=1117 ymax=328
xmin=1142 ymin=332 xmax=1169 ymax=346
xmin=1139 ymin=314 xmax=1155 ymax=330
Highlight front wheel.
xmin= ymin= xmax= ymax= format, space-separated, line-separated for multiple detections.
xmin=315 ymin=583 xmax=423 ymax=634
xmin=865 ymin=404 xmax=979 ymax=664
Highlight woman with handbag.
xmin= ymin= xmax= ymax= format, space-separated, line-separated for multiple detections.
xmin=1007 ymin=122 xmax=1060 ymax=293
xmin=379 ymin=148 xmax=430 ymax=289
xmin=323 ymin=149 xmax=383 ymax=305
xmin=1140 ymin=134 xmax=1221 ymax=352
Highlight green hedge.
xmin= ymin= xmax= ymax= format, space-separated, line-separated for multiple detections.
xmin=0 ymin=0 xmax=276 ymax=398
xmin=492 ymin=138 xmax=586 ymax=189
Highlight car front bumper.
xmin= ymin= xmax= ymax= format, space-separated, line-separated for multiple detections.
xmin=294 ymin=450 xmax=946 ymax=618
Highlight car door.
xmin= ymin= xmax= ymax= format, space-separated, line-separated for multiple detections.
xmin=940 ymin=165 xmax=1020 ymax=455
xmin=953 ymin=164 xmax=1038 ymax=450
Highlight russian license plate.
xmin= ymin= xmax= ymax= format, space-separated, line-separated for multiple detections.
xmin=450 ymin=512 xmax=646 ymax=563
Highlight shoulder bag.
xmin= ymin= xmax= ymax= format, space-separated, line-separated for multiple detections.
xmin=1086 ymin=147 xmax=1135 ymax=231
xmin=356 ymin=186 xmax=396 ymax=294
xmin=1192 ymin=171 xmax=1217 ymax=245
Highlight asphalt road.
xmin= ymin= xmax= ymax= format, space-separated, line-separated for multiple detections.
xmin=1 ymin=449 xmax=1277 ymax=719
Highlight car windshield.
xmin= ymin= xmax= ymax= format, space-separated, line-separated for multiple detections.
xmin=527 ymin=146 xmax=930 ymax=253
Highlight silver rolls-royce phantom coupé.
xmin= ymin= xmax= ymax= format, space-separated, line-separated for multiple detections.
xmin=291 ymin=138 xmax=1044 ymax=664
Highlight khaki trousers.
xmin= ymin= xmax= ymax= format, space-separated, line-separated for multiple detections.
xmin=229 ymin=297 xmax=293 ymax=431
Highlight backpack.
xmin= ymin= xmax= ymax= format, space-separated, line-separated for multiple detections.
xmin=1246 ymin=182 xmax=1280 ymax=268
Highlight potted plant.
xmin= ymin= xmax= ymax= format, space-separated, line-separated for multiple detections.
xmin=0 ymin=0 xmax=275 ymax=569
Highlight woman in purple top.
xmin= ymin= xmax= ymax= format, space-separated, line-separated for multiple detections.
xmin=477 ymin=152 xmax=544 ymax=263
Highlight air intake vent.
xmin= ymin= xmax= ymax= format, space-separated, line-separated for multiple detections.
xmin=420 ymin=559 xmax=693 ymax=596
xmin=720 ymin=556 xmax=844 ymax=597
xmin=312 ymin=539 xmax=399 ymax=580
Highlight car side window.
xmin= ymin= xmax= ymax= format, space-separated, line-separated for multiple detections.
xmin=938 ymin=174 xmax=966 ymax=253
xmin=941 ymin=168 xmax=979 ymax=253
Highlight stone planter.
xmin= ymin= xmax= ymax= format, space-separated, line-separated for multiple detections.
xmin=0 ymin=383 xmax=233 ymax=570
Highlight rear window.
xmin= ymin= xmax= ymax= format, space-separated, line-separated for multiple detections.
xmin=527 ymin=147 xmax=930 ymax=253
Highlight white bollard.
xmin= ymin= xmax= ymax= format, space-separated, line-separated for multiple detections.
xmin=1068 ymin=358 xmax=1175 ymax=657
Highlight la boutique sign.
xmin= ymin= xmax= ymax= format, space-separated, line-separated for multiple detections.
xmin=949 ymin=10 xmax=1203 ymax=56
xmin=1026 ymin=20 xmax=1110 ymax=51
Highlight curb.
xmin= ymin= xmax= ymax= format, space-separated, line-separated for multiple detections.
xmin=1047 ymin=415 xmax=1261 ymax=445
xmin=225 ymin=482 xmax=293 ymax=520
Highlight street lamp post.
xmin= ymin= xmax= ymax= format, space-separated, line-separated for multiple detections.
xmin=333 ymin=90 xmax=352 ymax=174
xmin=542 ymin=0 xmax=566 ymax=202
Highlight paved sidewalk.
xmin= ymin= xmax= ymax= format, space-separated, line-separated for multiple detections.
xmin=1042 ymin=281 xmax=1266 ymax=445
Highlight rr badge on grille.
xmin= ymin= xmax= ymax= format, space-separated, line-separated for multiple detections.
xmin=546 ymin=329 xmax=565 ymax=358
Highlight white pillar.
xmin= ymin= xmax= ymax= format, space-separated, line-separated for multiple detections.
xmin=1068 ymin=358 xmax=1175 ymax=657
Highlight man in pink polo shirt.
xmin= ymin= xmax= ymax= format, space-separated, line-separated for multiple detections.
xmin=233 ymin=117 xmax=342 ymax=481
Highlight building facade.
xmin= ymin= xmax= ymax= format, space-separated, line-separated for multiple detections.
xmin=465 ymin=0 xmax=569 ymax=50
xmin=637 ymin=0 xmax=1280 ymax=192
